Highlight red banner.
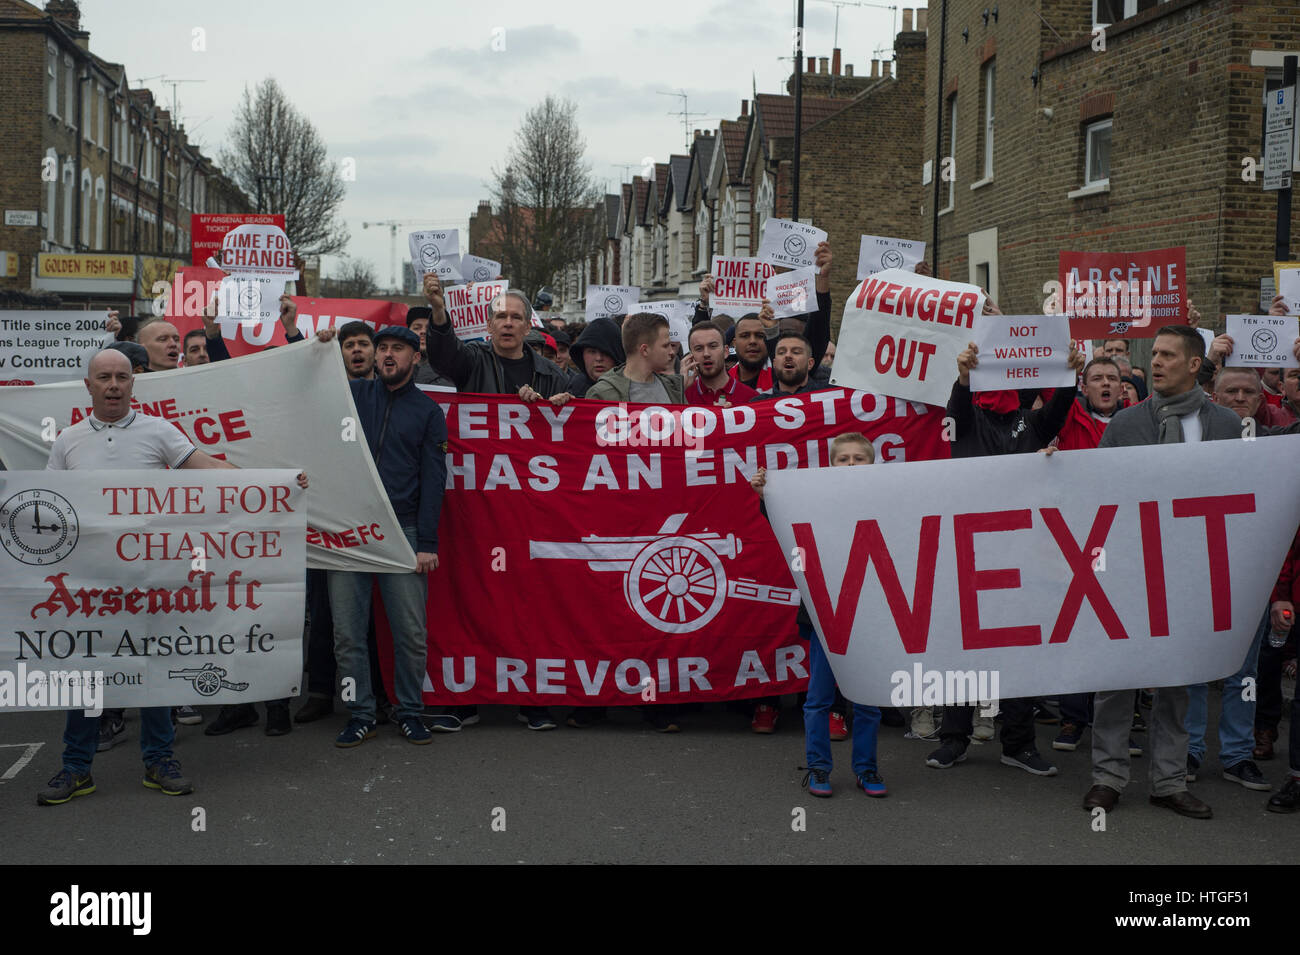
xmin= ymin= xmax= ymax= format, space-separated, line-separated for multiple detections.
xmin=373 ymin=390 xmax=951 ymax=706
xmin=191 ymin=213 xmax=285 ymax=267
xmin=164 ymin=266 xmax=409 ymax=357
xmin=1059 ymin=246 xmax=1186 ymax=339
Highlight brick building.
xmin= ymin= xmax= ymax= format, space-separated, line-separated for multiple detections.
xmin=921 ymin=0 xmax=1300 ymax=331
xmin=0 ymin=0 xmax=249 ymax=312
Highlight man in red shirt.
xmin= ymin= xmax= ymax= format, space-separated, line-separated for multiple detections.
xmin=683 ymin=321 xmax=757 ymax=406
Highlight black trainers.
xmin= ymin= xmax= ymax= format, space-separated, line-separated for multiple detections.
xmin=264 ymin=703 xmax=292 ymax=737
xmin=96 ymin=714 xmax=125 ymax=752
xmin=1266 ymin=776 xmax=1300 ymax=813
xmin=142 ymin=759 xmax=194 ymax=796
xmin=517 ymin=707 xmax=558 ymax=731
xmin=925 ymin=740 xmax=968 ymax=769
xmin=398 ymin=715 xmax=432 ymax=744
xmin=37 ymin=770 xmax=95 ymax=806
xmin=294 ymin=696 xmax=334 ymax=723
xmin=335 ymin=718 xmax=377 ymax=748
xmin=1186 ymin=753 xmax=1200 ymax=782
xmin=1223 ymin=759 xmax=1270 ymax=791
xmin=204 ymin=703 xmax=259 ymax=736
xmin=1000 ymin=748 xmax=1059 ymax=776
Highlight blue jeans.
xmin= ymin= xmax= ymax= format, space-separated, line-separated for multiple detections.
xmin=1187 ymin=609 xmax=1266 ymax=768
xmin=327 ymin=527 xmax=429 ymax=722
xmin=62 ymin=707 xmax=174 ymax=774
xmin=801 ymin=624 xmax=880 ymax=775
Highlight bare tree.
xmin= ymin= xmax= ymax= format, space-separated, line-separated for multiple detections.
xmin=220 ymin=78 xmax=349 ymax=256
xmin=320 ymin=258 xmax=380 ymax=299
xmin=484 ymin=96 xmax=602 ymax=298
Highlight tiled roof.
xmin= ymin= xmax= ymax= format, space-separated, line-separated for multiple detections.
xmin=668 ymin=155 xmax=691 ymax=209
xmin=753 ymin=93 xmax=850 ymax=142
xmin=633 ymin=176 xmax=649 ymax=226
xmin=690 ymin=135 xmax=715 ymax=195
xmin=718 ymin=119 xmax=749 ymax=184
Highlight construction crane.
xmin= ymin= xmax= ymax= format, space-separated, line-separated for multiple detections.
xmin=362 ymin=219 xmax=461 ymax=293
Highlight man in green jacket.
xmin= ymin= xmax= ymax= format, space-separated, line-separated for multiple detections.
xmin=586 ymin=312 xmax=686 ymax=404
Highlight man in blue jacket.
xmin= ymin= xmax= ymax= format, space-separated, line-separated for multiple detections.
xmin=322 ymin=325 xmax=448 ymax=747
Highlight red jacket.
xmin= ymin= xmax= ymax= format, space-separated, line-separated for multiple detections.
xmin=1052 ymin=395 xmax=1112 ymax=451
xmin=1273 ymin=529 xmax=1300 ymax=606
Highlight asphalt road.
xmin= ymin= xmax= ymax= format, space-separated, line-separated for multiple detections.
xmin=0 ymin=685 xmax=1293 ymax=865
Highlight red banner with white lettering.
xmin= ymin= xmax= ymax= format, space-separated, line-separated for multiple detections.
xmin=1059 ymin=246 xmax=1186 ymax=339
xmin=376 ymin=390 xmax=950 ymax=706
xmin=164 ymin=267 xmax=409 ymax=357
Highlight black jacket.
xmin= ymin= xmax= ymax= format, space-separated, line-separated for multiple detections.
xmin=426 ymin=320 xmax=568 ymax=396
xmin=567 ymin=318 xmax=626 ymax=397
xmin=945 ymin=381 xmax=1076 ymax=458
xmin=349 ymin=376 xmax=448 ymax=553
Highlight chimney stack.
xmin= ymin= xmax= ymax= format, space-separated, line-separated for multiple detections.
xmin=807 ymin=55 xmax=815 ymax=72
xmin=819 ymin=56 xmax=829 ymax=73
xmin=832 ymin=48 xmax=841 ymax=75
xmin=882 ymin=60 xmax=892 ymax=79
xmin=741 ymin=99 xmax=748 ymax=117
xmin=845 ymin=64 xmax=854 ymax=77
xmin=903 ymin=8 xmax=913 ymax=31
xmin=871 ymin=60 xmax=879 ymax=78
xmin=916 ymin=8 xmax=928 ymax=31
xmin=45 ymin=0 xmax=80 ymax=30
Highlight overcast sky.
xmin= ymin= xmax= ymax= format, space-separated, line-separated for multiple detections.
xmin=78 ymin=0 xmax=902 ymax=284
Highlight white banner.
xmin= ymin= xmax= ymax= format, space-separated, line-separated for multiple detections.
xmin=970 ymin=314 xmax=1076 ymax=391
xmin=832 ymin=268 xmax=985 ymax=407
xmin=763 ymin=438 xmax=1300 ymax=705
xmin=1276 ymin=267 xmax=1300 ymax=314
xmin=1224 ymin=314 xmax=1300 ymax=368
xmin=757 ymin=218 xmax=826 ymax=270
xmin=0 ymin=469 xmax=305 ymax=709
xmin=856 ymin=235 xmax=926 ymax=280
xmin=766 ymin=266 xmax=817 ymax=319
xmin=0 ymin=311 xmax=111 ymax=386
xmin=446 ymin=280 xmax=508 ymax=341
xmin=586 ymin=285 xmax=640 ymax=322
xmin=0 ymin=341 xmax=416 ymax=573
xmin=409 ymin=230 xmax=461 ymax=282
xmin=459 ymin=254 xmax=502 ymax=283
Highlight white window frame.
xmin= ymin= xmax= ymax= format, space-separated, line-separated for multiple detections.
xmin=45 ymin=149 xmax=58 ymax=240
xmin=96 ymin=85 xmax=106 ymax=146
xmin=695 ymin=206 xmax=709 ymax=272
xmin=755 ymin=175 xmax=775 ymax=242
xmin=46 ymin=43 xmax=59 ymax=117
xmin=80 ymin=167 xmax=92 ymax=246
xmin=94 ymin=177 xmax=106 ymax=249
xmin=1084 ymin=118 xmax=1111 ymax=187
xmin=63 ymin=55 xmax=74 ymax=128
xmin=61 ymin=158 xmax=74 ymax=246
xmin=1092 ymin=0 xmax=1168 ymax=30
xmin=982 ymin=60 xmax=995 ymax=180
xmin=721 ymin=194 xmax=736 ymax=256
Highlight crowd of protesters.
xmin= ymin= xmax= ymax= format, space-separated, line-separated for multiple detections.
xmin=28 ymin=243 xmax=1300 ymax=823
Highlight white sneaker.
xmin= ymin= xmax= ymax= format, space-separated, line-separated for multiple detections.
xmin=972 ymin=714 xmax=995 ymax=741
xmin=906 ymin=706 xmax=938 ymax=740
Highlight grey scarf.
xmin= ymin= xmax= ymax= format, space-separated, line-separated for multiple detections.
xmin=1150 ymin=386 xmax=1206 ymax=443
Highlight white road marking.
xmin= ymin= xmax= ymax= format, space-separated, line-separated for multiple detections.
xmin=0 ymin=742 xmax=45 ymax=780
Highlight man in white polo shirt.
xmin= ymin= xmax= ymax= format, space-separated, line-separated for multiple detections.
xmin=37 ymin=348 xmax=306 ymax=805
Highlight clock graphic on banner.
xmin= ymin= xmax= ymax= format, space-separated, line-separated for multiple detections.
xmin=1251 ymin=328 xmax=1277 ymax=354
xmin=0 ymin=489 xmax=79 ymax=565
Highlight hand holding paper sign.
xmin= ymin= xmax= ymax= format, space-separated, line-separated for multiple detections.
xmin=814 ymin=241 xmax=832 ymax=292
xmin=957 ymin=342 xmax=979 ymax=387
xmin=279 ymin=295 xmax=297 ymax=337
xmin=423 ymin=272 xmax=447 ymax=323
xmin=1270 ymin=293 xmax=1289 ymax=316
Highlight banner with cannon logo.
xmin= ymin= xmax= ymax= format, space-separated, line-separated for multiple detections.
xmin=375 ymin=390 xmax=950 ymax=706
xmin=0 ymin=470 xmax=305 ymax=710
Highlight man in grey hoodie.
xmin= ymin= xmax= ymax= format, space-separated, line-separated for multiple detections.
xmin=586 ymin=312 xmax=686 ymax=404
xmin=1084 ymin=324 xmax=1240 ymax=821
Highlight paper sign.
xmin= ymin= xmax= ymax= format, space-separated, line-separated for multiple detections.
xmin=1059 ymin=246 xmax=1186 ymax=338
xmin=832 ymin=268 xmax=985 ymax=407
xmin=586 ymin=285 xmax=640 ymax=322
xmin=216 ymin=272 xmax=289 ymax=328
xmin=409 ymin=230 xmax=461 ymax=282
xmin=459 ymin=254 xmax=502 ymax=283
xmin=710 ymin=256 xmax=775 ymax=318
xmin=970 ymin=314 xmax=1076 ymax=391
xmin=219 ymin=224 xmax=297 ymax=275
xmin=766 ymin=266 xmax=817 ymax=319
xmin=757 ymin=218 xmax=826 ymax=269
xmin=634 ymin=300 xmax=695 ymax=344
xmin=192 ymin=214 xmax=285 ymax=268
xmin=1276 ymin=266 xmax=1300 ymax=314
xmin=1261 ymin=276 xmax=1276 ymax=314
xmin=1224 ymin=314 xmax=1300 ymax=369
xmin=0 ymin=311 xmax=112 ymax=386
xmin=446 ymin=280 xmax=508 ymax=341
xmin=857 ymin=235 xmax=926 ymax=280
